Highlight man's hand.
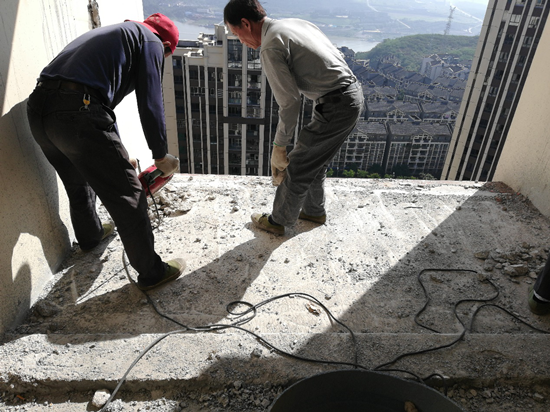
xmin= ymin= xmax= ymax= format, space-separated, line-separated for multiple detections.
xmin=271 ymin=145 xmax=289 ymax=186
xmin=272 ymin=168 xmax=287 ymax=186
xmin=155 ymin=154 xmax=179 ymax=177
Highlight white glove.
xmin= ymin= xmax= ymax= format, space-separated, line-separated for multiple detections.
xmin=154 ymin=154 xmax=179 ymax=177
xmin=272 ymin=168 xmax=287 ymax=186
xmin=271 ymin=145 xmax=289 ymax=186
xmin=271 ymin=146 xmax=289 ymax=171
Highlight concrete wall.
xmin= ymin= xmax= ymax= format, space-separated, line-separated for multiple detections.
xmin=0 ymin=0 xmax=160 ymax=336
xmin=493 ymin=19 xmax=550 ymax=219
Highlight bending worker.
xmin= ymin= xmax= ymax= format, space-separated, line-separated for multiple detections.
xmin=27 ymin=14 xmax=185 ymax=291
xmin=224 ymin=0 xmax=363 ymax=235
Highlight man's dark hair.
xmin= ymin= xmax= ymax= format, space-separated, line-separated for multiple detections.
xmin=224 ymin=0 xmax=267 ymax=26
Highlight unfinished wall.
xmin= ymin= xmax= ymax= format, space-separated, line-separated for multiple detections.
xmin=494 ymin=19 xmax=550 ymax=219
xmin=0 ymin=0 xmax=149 ymax=336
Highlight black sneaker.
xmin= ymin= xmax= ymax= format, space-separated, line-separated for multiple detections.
xmin=137 ymin=258 xmax=186 ymax=291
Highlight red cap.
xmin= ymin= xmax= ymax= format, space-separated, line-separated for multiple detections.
xmin=128 ymin=13 xmax=179 ymax=54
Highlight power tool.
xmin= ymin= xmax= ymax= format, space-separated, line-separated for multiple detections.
xmin=138 ymin=165 xmax=174 ymax=197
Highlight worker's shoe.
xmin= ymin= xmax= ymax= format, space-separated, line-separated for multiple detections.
xmin=137 ymin=258 xmax=186 ymax=291
xmin=251 ymin=213 xmax=284 ymax=235
xmin=298 ymin=211 xmax=326 ymax=224
xmin=528 ymin=286 xmax=550 ymax=316
xmin=81 ymin=222 xmax=115 ymax=252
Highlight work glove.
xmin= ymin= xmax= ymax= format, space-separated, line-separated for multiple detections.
xmin=271 ymin=145 xmax=289 ymax=186
xmin=154 ymin=154 xmax=180 ymax=177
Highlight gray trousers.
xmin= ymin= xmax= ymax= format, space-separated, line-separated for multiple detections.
xmin=27 ymin=86 xmax=166 ymax=283
xmin=272 ymin=82 xmax=363 ymax=226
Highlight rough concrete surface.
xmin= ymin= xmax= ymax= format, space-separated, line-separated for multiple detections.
xmin=1 ymin=175 xmax=550 ymax=411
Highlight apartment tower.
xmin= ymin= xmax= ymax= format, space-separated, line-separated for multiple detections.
xmin=171 ymin=24 xmax=312 ymax=176
xmin=442 ymin=0 xmax=549 ymax=181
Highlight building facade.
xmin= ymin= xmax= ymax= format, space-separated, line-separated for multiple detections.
xmin=171 ymin=24 xmax=312 ymax=177
xmin=443 ymin=0 xmax=550 ymax=181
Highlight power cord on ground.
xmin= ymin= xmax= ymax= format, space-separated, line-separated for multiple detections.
xmin=96 ymin=200 xmax=550 ymax=411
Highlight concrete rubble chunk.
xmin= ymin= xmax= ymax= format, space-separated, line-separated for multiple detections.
xmin=91 ymin=389 xmax=111 ymax=408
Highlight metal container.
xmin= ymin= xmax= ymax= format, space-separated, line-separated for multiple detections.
xmin=269 ymin=370 xmax=464 ymax=412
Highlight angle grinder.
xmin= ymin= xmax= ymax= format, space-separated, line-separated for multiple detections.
xmin=138 ymin=165 xmax=174 ymax=197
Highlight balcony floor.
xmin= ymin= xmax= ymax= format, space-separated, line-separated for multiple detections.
xmin=1 ymin=175 xmax=550 ymax=411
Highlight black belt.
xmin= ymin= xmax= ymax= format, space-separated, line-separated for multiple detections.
xmin=37 ymin=79 xmax=104 ymax=103
xmin=317 ymin=81 xmax=360 ymax=104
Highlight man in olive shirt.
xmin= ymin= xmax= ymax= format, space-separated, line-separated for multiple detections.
xmin=224 ymin=0 xmax=363 ymax=235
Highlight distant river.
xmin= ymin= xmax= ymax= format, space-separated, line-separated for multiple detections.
xmin=175 ymin=21 xmax=379 ymax=53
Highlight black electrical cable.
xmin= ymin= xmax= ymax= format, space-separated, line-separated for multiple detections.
xmin=100 ymin=258 xmax=550 ymax=411
xmin=374 ymin=268 xmax=549 ymax=377
xmin=143 ymin=176 xmax=162 ymax=229
xmin=98 ymin=252 xmax=364 ymax=411
xmin=97 ymin=195 xmax=550 ymax=411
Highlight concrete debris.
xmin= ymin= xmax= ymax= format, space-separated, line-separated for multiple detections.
xmin=91 ymin=389 xmax=110 ymax=408
xmin=33 ymin=301 xmax=60 ymax=318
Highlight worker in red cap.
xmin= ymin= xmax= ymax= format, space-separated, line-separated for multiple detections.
xmin=27 ymin=14 xmax=185 ymax=291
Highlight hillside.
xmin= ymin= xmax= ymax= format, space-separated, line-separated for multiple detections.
xmin=355 ymin=34 xmax=479 ymax=72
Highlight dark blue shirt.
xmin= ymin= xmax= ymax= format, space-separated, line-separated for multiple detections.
xmin=40 ymin=21 xmax=168 ymax=159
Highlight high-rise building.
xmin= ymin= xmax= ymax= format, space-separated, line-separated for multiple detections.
xmin=443 ymin=0 xmax=550 ymax=181
xmin=170 ymin=24 xmax=312 ymax=176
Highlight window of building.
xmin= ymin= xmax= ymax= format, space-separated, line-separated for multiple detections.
xmin=509 ymin=14 xmax=521 ymax=26
xmin=229 ymin=107 xmax=241 ymax=116
xmin=229 ymin=91 xmax=242 ymax=104
xmin=529 ymin=17 xmax=540 ymax=28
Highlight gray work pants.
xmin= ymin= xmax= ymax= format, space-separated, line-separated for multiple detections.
xmin=27 ymin=86 xmax=166 ymax=283
xmin=272 ymin=82 xmax=364 ymax=226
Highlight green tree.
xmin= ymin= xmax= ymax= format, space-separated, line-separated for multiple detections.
xmin=391 ymin=163 xmax=411 ymax=177
xmin=368 ymin=164 xmax=385 ymax=175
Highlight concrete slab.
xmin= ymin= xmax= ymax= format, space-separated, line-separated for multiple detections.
xmin=1 ymin=176 xmax=550 ymax=410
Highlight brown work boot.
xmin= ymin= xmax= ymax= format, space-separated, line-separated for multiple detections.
xmin=251 ymin=213 xmax=284 ymax=235
xmin=298 ymin=211 xmax=326 ymax=224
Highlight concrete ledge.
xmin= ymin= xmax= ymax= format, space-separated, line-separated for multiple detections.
xmin=1 ymin=333 xmax=549 ymax=395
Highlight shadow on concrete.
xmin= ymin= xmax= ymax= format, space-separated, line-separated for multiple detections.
xmin=22 ymin=234 xmax=289 ymax=340
xmin=182 ymin=182 xmax=550 ymax=386
xmin=0 ymin=97 xmax=72 ymax=334
xmin=4 ymin=179 xmax=550 ymax=405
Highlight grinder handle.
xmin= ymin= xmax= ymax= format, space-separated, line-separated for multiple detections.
xmin=150 ymin=167 xmax=164 ymax=179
